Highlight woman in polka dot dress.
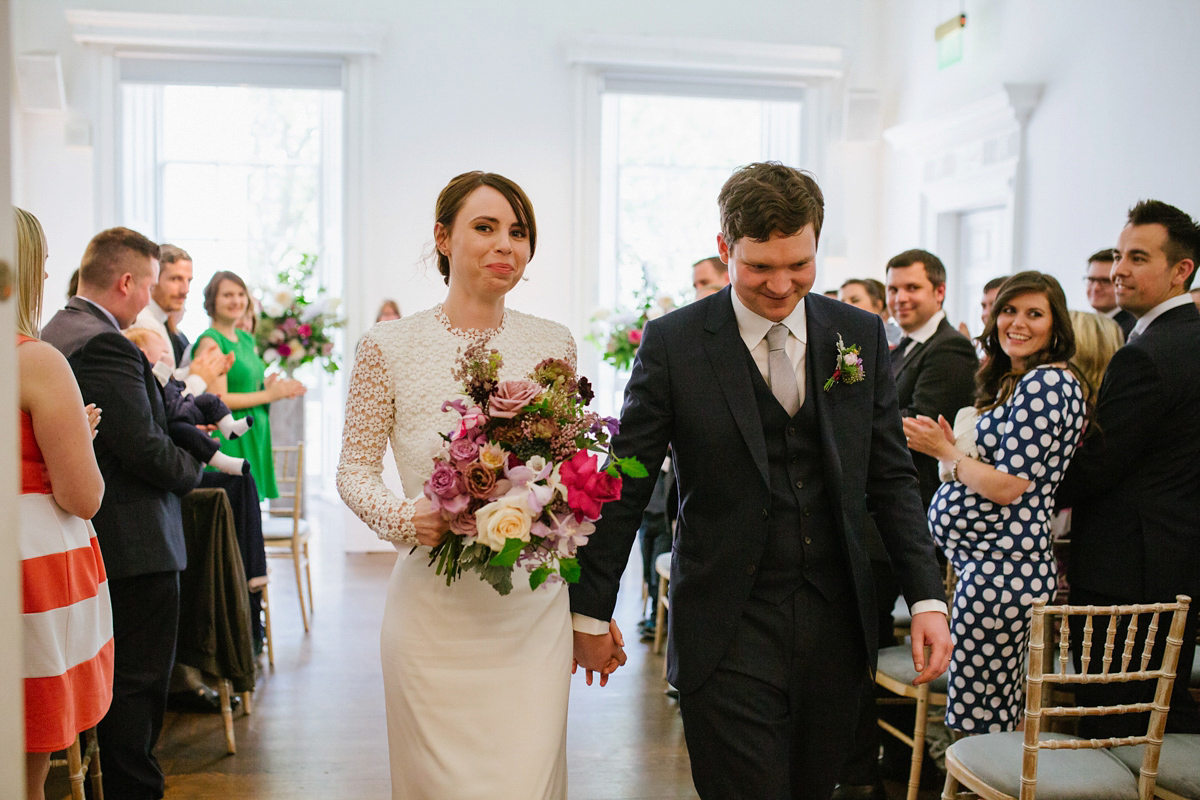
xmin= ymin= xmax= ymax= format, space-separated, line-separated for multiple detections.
xmin=903 ymin=272 xmax=1088 ymax=733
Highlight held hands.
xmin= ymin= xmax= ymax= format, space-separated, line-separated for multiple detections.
xmin=265 ymin=372 xmax=307 ymax=401
xmin=572 ymin=619 xmax=627 ymax=687
xmin=902 ymin=414 xmax=958 ymax=461
xmin=412 ymin=497 xmax=450 ymax=548
xmin=85 ymin=404 xmax=101 ymax=439
xmin=909 ymin=610 xmax=953 ymax=685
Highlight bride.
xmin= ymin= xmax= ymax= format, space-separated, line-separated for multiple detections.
xmin=337 ymin=171 xmax=623 ymax=799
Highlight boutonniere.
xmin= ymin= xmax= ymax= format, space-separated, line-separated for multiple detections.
xmin=822 ymin=334 xmax=865 ymax=392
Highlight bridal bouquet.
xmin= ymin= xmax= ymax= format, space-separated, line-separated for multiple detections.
xmin=423 ymin=343 xmax=645 ymax=595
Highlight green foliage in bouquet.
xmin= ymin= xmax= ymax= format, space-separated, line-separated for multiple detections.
xmin=255 ymin=253 xmax=344 ymax=374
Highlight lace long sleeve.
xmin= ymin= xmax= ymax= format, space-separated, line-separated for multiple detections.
xmin=336 ymin=336 xmax=420 ymax=545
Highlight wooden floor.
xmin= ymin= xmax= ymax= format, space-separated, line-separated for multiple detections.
xmin=46 ymin=497 xmax=936 ymax=799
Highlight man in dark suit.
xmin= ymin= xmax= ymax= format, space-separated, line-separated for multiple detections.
xmin=1086 ymin=247 xmax=1138 ymax=338
xmin=41 ymin=228 xmax=206 ymax=800
xmin=1059 ymin=200 xmax=1200 ymax=737
xmin=571 ymin=163 xmax=951 ymax=800
xmin=885 ymin=249 xmax=979 ymax=508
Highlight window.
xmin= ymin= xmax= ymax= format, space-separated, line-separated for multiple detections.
xmin=118 ymin=58 xmax=345 ymax=492
xmin=595 ymin=84 xmax=804 ymax=411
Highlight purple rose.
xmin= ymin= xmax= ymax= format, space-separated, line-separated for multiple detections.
xmin=424 ymin=461 xmax=468 ymax=513
xmin=488 ymin=379 xmax=542 ymax=419
xmin=447 ymin=438 xmax=479 ymax=464
xmin=448 ymin=510 xmax=478 ymax=539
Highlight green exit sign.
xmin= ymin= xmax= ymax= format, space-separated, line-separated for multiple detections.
xmin=936 ymin=13 xmax=966 ymax=70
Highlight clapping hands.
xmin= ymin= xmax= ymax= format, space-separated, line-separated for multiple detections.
xmin=572 ymin=619 xmax=627 ymax=687
xmin=902 ymin=414 xmax=957 ymax=461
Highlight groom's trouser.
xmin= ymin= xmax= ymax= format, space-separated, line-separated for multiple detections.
xmin=679 ymin=582 xmax=868 ymax=800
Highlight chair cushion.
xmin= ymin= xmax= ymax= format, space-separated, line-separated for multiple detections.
xmin=875 ymin=644 xmax=948 ymax=694
xmin=654 ymin=552 xmax=671 ymax=580
xmin=1110 ymin=734 xmax=1200 ymax=799
xmin=948 ymin=731 xmax=1139 ymax=800
xmin=262 ymin=517 xmax=309 ymax=540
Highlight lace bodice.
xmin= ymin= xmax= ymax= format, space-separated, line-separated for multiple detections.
xmin=337 ymin=306 xmax=577 ymax=545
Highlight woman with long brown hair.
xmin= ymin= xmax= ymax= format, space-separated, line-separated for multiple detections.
xmin=904 ymin=271 xmax=1087 ymax=733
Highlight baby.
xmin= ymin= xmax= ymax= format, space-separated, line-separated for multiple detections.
xmin=124 ymin=327 xmax=252 ymax=476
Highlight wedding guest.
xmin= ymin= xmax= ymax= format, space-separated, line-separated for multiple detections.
xmin=15 ymin=208 xmax=111 ymax=800
xmin=905 ymin=271 xmax=1087 ymax=732
xmin=236 ymin=295 xmax=262 ymax=335
xmin=1085 ymin=248 xmax=1137 ymax=337
xmin=41 ymin=227 xmax=205 ymax=799
xmin=376 ymin=299 xmax=402 ymax=322
xmin=1059 ymin=200 xmax=1200 ymax=738
xmin=692 ymin=256 xmax=729 ymax=299
xmin=193 ymin=271 xmax=305 ymax=501
xmin=132 ymin=244 xmax=193 ymax=370
xmin=1067 ymin=310 xmax=1123 ymax=406
xmin=337 ymin=170 xmax=606 ymax=798
xmin=840 ymin=277 xmax=903 ymax=347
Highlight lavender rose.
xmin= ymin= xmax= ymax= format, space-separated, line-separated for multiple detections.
xmin=447 ymin=437 xmax=480 ymax=464
xmin=448 ymin=510 xmax=478 ymax=539
xmin=424 ymin=460 xmax=469 ymax=514
xmin=488 ymin=379 xmax=542 ymax=419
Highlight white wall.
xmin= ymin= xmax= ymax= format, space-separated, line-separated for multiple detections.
xmin=879 ymin=0 xmax=1200 ymax=311
xmin=11 ymin=0 xmax=891 ymax=341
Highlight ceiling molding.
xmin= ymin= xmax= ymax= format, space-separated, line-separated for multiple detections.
xmin=66 ymin=9 xmax=386 ymax=56
xmin=565 ymin=34 xmax=844 ymax=81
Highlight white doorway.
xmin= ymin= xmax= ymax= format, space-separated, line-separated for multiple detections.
xmin=955 ymin=206 xmax=1006 ymax=338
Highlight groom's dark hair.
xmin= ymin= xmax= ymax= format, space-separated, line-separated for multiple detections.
xmin=718 ymin=162 xmax=824 ymax=246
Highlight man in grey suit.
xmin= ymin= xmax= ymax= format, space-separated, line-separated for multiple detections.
xmin=42 ymin=228 xmax=206 ymax=800
xmin=572 ymin=164 xmax=950 ymax=799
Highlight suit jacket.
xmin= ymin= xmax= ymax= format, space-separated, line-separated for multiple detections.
xmin=571 ymin=288 xmax=946 ymax=693
xmin=892 ymin=317 xmax=979 ymax=507
xmin=41 ymin=297 xmax=204 ymax=580
xmin=1058 ymin=302 xmax=1200 ymax=602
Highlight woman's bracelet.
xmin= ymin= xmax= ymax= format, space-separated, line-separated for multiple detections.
xmin=948 ymin=454 xmax=966 ymax=482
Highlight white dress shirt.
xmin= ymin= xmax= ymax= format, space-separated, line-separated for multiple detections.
xmin=1128 ymin=293 xmax=1194 ymax=339
xmin=898 ymin=309 xmax=946 ymax=356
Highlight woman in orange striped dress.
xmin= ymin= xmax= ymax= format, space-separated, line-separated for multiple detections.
xmin=16 ymin=207 xmax=112 ymax=800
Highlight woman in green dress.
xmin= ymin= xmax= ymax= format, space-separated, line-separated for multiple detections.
xmin=193 ymin=271 xmax=306 ymax=500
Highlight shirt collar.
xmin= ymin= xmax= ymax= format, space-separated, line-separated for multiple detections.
xmin=730 ymin=288 xmax=808 ymax=350
xmin=1129 ymin=293 xmax=1193 ymax=338
xmin=146 ymin=299 xmax=170 ymax=324
xmin=1102 ymin=307 xmax=1121 ymax=320
xmin=77 ymin=296 xmax=122 ymax=331
xmin=905 ymin=309 xmax=946 ymax=344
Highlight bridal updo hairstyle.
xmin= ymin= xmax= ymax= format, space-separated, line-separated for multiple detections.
xmin=717 ymin=162 xmax=824 ymax=246
xmin=434 ymin=171 xmax=538 ymax=286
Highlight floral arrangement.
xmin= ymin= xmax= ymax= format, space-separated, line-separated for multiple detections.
xmin=423 ymin=343 xmax=646 ymax=595
xmin=587 ymin=287 xmax=676 ymax=370
xmin=255 ymin=253 xmax=344 ymax=374
xmin=822 ymin=334 xmax=865 ymax=392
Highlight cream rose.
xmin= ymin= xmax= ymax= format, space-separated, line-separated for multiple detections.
xmin=474 ymin=495 xmax=534 ymax=552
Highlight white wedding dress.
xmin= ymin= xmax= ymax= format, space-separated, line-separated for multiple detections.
xmin=337 ymin=305 xmax=576 ymax=800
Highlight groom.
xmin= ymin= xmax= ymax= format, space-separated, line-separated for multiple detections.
xmin=571 ymin=163 xmax=951 ymax=799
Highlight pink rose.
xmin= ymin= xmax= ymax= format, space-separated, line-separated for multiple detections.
xmin=447 ymin=438 xmax=479 ymax=465
xmin=558 ymin=449 xmax=622 ymax=522
xmin=449 ymin=510 xmax=478 ymax=539
xmin=488 ymin=379 xmax=542 ymax=419
xmin=298 ymin=323 xmax=313 ymax=337
xmin=424 ymin=461 xmax=468 ymax=514
xmin=277 ymin=343 xmax=293 ymax=357
xmin=628 ymin=329 xmax=643 ymax=344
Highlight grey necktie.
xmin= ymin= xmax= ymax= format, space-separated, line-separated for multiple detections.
xmin=766 ymin=323 xmax=800 ymax=415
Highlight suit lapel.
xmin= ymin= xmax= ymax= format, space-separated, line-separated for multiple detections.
xmin=804 ymin=295 xmax=846 ymax=499
xmin=702 ymin=291 xmax=769 ymax=488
